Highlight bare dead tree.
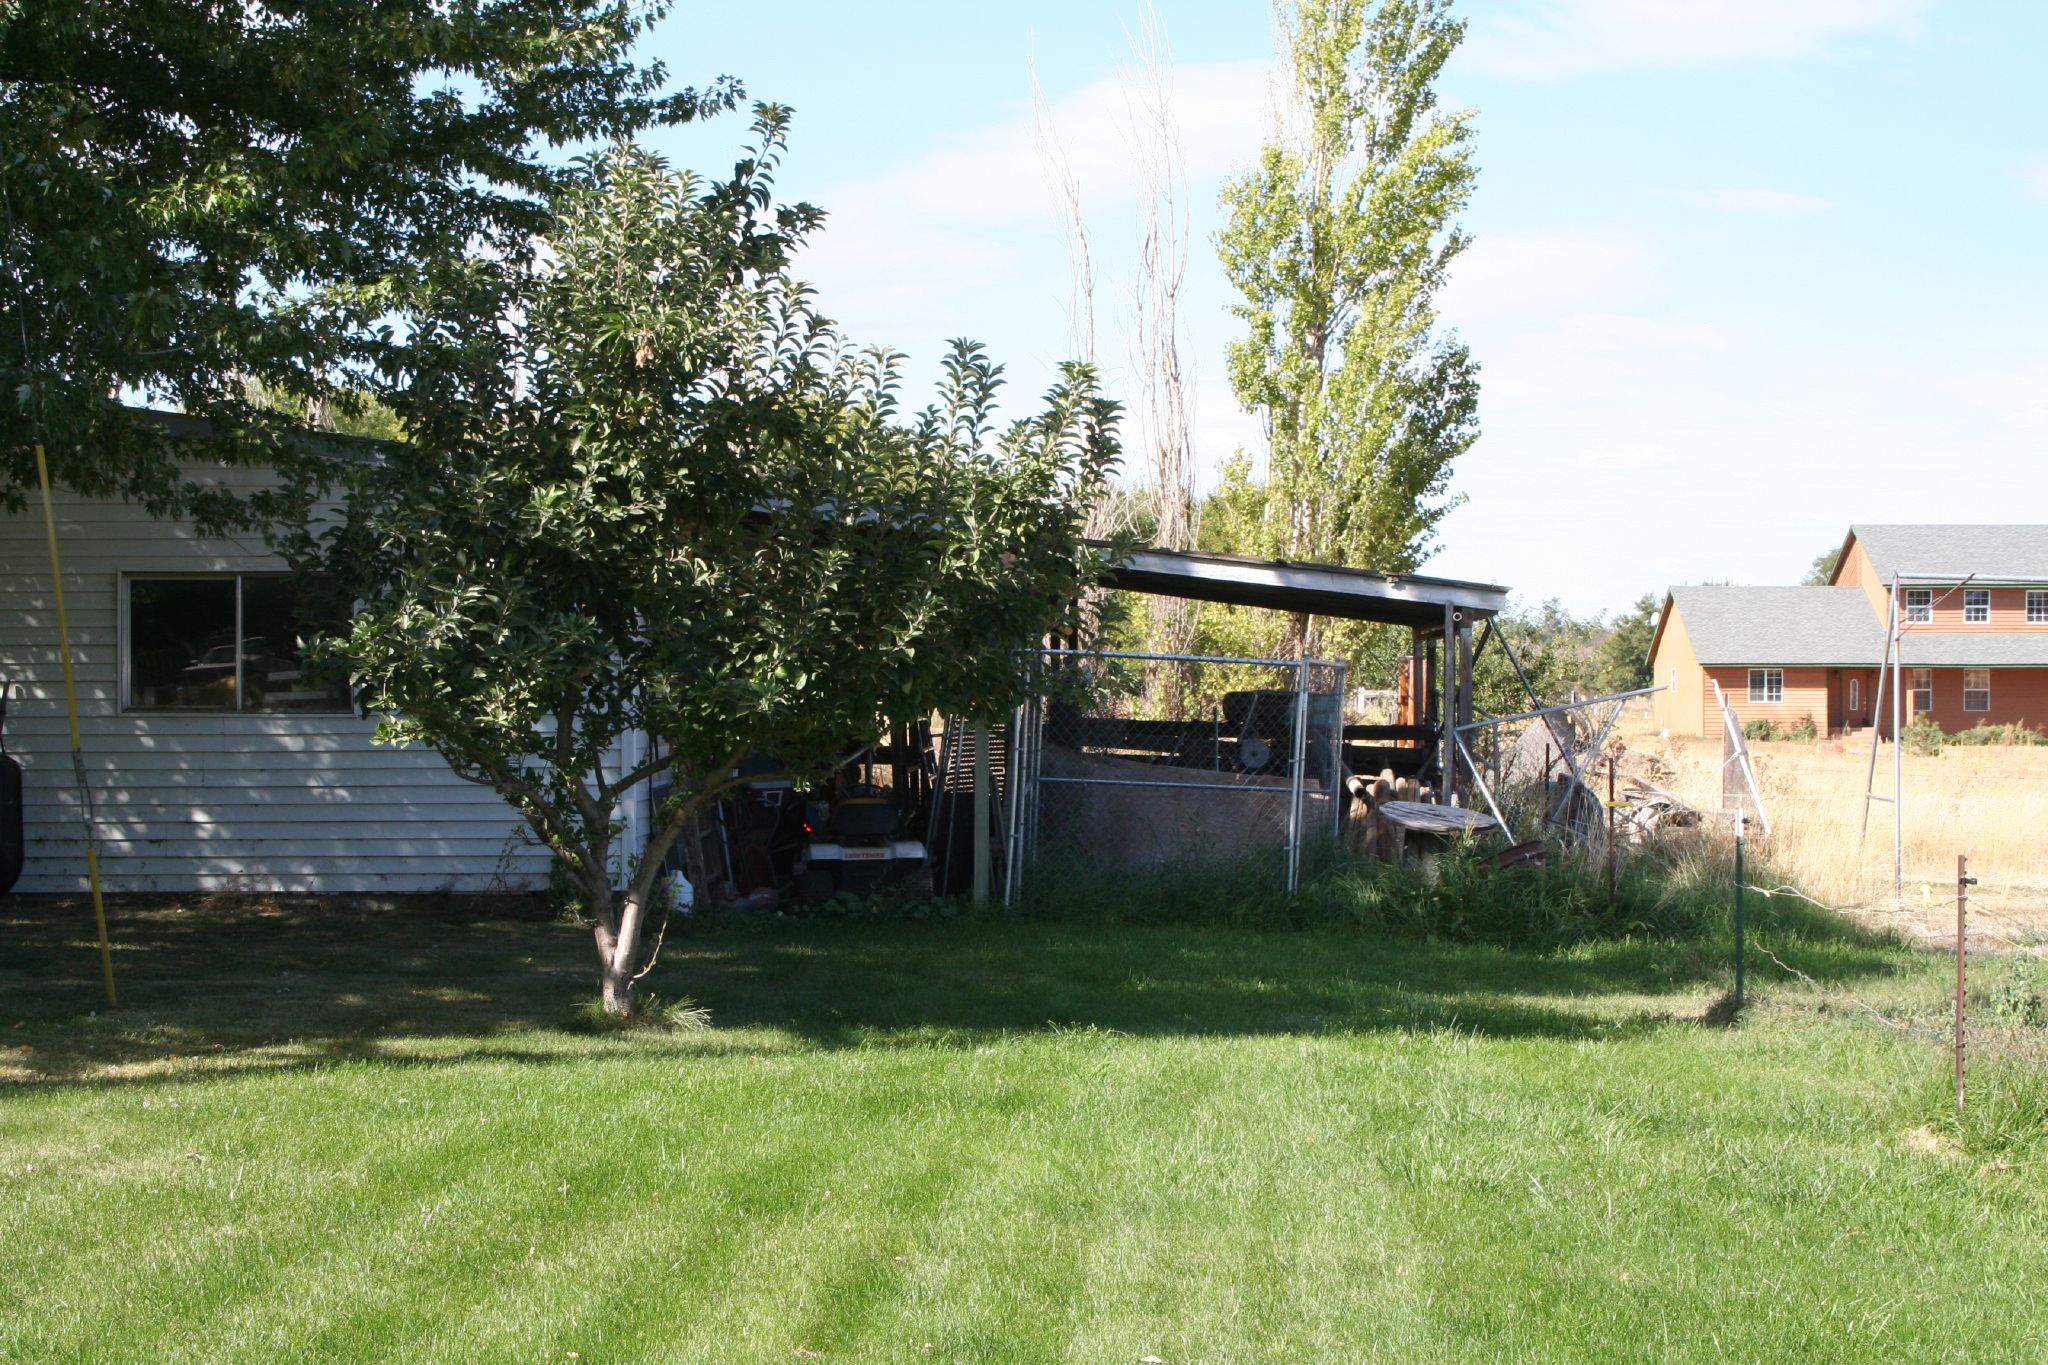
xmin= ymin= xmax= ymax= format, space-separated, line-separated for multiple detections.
xmin=1125 ymin=3 xmax=1199 ymax=708
xmin=1032 ymin=53 xmax=1121 ymax=646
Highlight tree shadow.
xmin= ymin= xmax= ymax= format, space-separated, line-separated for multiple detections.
xmin=1 ymin=893 xmax=1914 ymax=1091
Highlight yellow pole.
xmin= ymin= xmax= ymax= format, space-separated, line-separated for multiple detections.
xmin=34 ymin=443 xmax=116 ymax=1007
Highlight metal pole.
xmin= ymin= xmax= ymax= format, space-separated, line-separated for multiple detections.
xmin=35 ymin=443 xmax=115 ymax=1007
xmin=1287 ymin=659 xmax=1310 ymax=894
xmin=1002 ymin=703 xmax=1025 ymax=906
xmin=1734 ymin=812 xmax=1746 ymax=1008
xmin=1956 ymin=854 xmax=1973 ymax=1116
xmin=1892 ymin=572 xmax=1904 ymax=913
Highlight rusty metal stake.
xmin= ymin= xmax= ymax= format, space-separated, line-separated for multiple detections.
xmin=1956 ymin=854 xmax=1975 ymax=1116
xmin=1734 ymin=812 xmax=1746 ymax=1008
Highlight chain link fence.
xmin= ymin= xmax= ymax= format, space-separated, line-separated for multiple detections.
xmin=1005 ymin=649 xmax=1345 ymax=898
xmin=1453 ymin=690 xmax=1632 ymax=842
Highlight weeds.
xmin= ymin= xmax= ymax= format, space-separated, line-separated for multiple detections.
xmin=570 ymin=991 xmax=713 ymax=1033
xmin=1949 ymin=722 xmax=2048 ymax=747
xmin=1901 ymin=713 xmax=1946 ymax=756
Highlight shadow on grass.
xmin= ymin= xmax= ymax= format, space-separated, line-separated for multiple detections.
xmin=1 ymin=888 xmax=1911 ymax=1090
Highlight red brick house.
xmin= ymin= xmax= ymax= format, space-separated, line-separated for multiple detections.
xmin=1648 ymin=525 xmax=2048 ymax=738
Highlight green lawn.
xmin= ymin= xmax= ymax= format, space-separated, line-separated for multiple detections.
xmin=3 ymin=897 xmax=2045 ymax=1363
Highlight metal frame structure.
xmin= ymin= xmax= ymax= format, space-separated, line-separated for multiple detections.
xmin=1860 ymin=570 xmax=1977 ymax=910
xmin=1451 ymin=682 xmax=1668 ymax=839
xmin=1094 ymin=545 xmax=1506 ymax=804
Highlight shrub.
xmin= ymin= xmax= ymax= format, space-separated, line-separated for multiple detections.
xmin=1949 ymin=722 xmax=2048 ymax=747
xmin=1743 ymin=718 xmax=1780 ymax=742
xmin=1990 ymin=953 xmax=2046 ymax=1028
xmin=1901 ymin=713 xmax=1946 ymax=757
xmin=1785 ymin=715 xmax=1818 ymax=743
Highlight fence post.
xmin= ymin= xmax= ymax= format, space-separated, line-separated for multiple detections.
xmin=1606 ymin=755 xmax=1617 ymax=907
xmin=1956 ymin=853 xmax=1974 ymax=1116
xmin=1287 ymin=659 xmax=1310 ymax=894
xmin=1734 ymin=811 xmax=1746 ymax=1009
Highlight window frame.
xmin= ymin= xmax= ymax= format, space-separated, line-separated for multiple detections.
xmin=119 ymin=572 xmax=351 ymax=716
xmin=2029 ymin=590 xmax=2048 ymax=625
xmin=1964 ymin=588 xmax=1991 ymax=624
xmin=1748 ymin=667 xmax=1784 ymax=704
xmin=1847 ymin=676 xmax=1861 ymax=712
xmin=1963 ymin=668 xmax=1991 ymax=714
xmin=1910 ymin=668 xmax=1933 ymax=714
xmin=1903 ymin=587 xmax=1932 ymax=624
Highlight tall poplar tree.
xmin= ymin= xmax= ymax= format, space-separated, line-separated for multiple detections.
xmin=1216 ymin=0 xmax=1479 ymax=659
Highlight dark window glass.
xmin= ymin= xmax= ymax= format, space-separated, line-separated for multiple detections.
xmin=240 ymin=577 xmax=350 ymax=712
xmin=126 ymin=576 xmax=351 ymax=713
xmin=128 ymin=578 xmax=238 ymax=709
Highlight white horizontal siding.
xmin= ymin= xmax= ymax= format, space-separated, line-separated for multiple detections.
xmin=0 ymin=467 xmax=649 ymax=894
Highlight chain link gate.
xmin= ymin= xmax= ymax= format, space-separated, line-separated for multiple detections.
xmin=1003 ymin=649 xmax=1346 ymax=901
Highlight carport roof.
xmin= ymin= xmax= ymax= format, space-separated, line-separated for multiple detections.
xmin=1099 ymin=546 xmax=1507 ymax=629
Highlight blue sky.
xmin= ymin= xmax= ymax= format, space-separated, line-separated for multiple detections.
xmin=638 ymin=1 xmax=2048 ymax=617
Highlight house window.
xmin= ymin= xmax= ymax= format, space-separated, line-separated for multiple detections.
xmin=1848 ymin=676 xmax=1861 ymax=712
xmin=124 ymin=575 xmax=351 ymax=713
xmin=1904 ymin=588 xmax=1932 ymax=624
xmin=1964 ymin=589 xmax=1991 ymax=624
xmin=1964 ymin=669 xmax=1990 ymax=713
xmin=1910 ymin=669 xmax=1933 ymax=714
xmin=2029 ymin=590 xmax=2048 ymax=624
xmin=1748 ymin=668 xmax=1784 ymax=704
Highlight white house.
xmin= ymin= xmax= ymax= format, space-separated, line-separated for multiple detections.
xmin=1 ymin=450 xmax=649 ymax=894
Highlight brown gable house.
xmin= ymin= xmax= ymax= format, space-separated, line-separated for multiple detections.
xmin=1649 ymin=525 xmax=2048 ymax=738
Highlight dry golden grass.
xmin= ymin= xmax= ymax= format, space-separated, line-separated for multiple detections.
xmin=1620 ymin=716 xmax=2048 ymax=939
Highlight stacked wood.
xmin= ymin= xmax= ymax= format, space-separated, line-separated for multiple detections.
xmin=1345 ymin=766 xmax=1426 ymax=862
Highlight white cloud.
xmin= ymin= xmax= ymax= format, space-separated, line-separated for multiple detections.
xmin=1442 ymin=227 xmax=1662 ymax=322
xmin=2018 ymin=158 xmax=2048 ymax=202
xmin=1466 ymin=0 xmax=1926 ymax=80
xmin=1678 ymin=188 xmax=1829 ymax=217
xmin=1576 ymin=443 xmax=1678 ymax=470
xmin=793 ymin=58 xmax=1271 ymax=388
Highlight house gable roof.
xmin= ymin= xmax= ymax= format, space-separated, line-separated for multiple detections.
xmin=1666 ymin=586 xmax=1883 ymax=666
xmin=1850 ymin=525 xmax=2048 ymax=583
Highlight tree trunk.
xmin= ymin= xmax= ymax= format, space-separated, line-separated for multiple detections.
xmin=605 ymin=884 xmax=652 ymax=1017
xmin=600 ymin=944 xmax=634 ymax=1016
xmin=584 ymin=854 xmax=641 ymax=1019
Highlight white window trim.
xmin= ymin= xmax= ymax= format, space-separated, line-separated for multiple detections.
xmin=1964 ymin=588 xmax=1991 ymax=624
xmin=1910 ymin=668 xmax=1933 ymax=714
xmin=1847 ymin=676 xmax=1861 ymax=711
xmin=1963 ymin=669 xmax=1991 ymax=714
xmin=119 ymin=571 xmax=351 ymax=716
xmin=2028 ymin=590 xmax=2048 ymax=625
xmin=1904 ymin=587 xmax=1932 ymax=624
xmin=1748 ymin=667 xmax=1784 ymax=704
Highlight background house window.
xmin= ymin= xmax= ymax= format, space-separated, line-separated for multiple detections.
xmin=1748 ymin=668 xmax=1783 ymax=703
xmin=125 ymin=575 xmax=351 ymax=713
xmin=1910 ymin=668 xmax=1933 ymax=713
xmin=1904 ymin=588 xmax=1932 ymax=623
xmin=1847 ymin=676 xmax=1861 ymax=712
xmin=1963 ymin=669 xmax=1990 ymax=713
xmin=1964 ymin=588 xmax=1991 ymax=623
xmin=2029 ymin=590 xmax=2048 ymax=624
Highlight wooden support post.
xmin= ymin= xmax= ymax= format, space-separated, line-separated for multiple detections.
xmin=1440 ymin=604 xmax=1455 ymax=802
xmin=1457 ymin=618 xmax=1474 ymax=732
